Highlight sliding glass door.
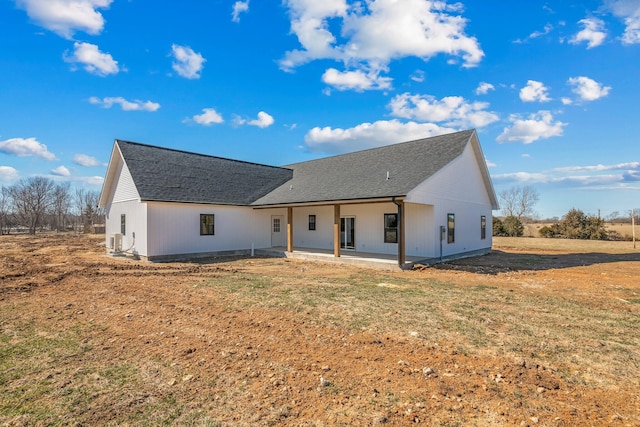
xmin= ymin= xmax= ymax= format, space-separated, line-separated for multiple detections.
xmin=340 ymin=216 xmax=355 ymax=250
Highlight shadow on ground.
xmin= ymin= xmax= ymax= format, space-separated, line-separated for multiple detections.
xmin=425 ymin=250 xmax=640 ymax=275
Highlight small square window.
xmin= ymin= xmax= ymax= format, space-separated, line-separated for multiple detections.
xmin=384 ymin=213 xmax=398 ymax=243
xmin=200 ymin=214 xmax=215 ymax=235
xmin=308 ymin=214 xmax=316 ymax=231
xmin=447 ymin=213 xmax=455 ymax=244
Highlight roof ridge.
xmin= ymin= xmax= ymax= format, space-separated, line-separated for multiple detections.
xmin=284 ymin=128 xmax=474 ymax=167
xmin=116 ymin=139 xmax=292 ymax=171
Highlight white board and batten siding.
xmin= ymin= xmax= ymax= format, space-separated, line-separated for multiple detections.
xmin=291 ymin=206 xmax=335 ymax=250
xmin=145 ymin=202 xmax=287 ymax=258
xmin=406 ymin=142 xmax=493 ymax=258
xmin=404 ymin=202 xmax=436 ymax=258
xmin=104 ymin=159 xmax=146 ymax=253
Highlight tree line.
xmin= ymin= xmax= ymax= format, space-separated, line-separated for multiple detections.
xmin=0 ymin=177 xmax=104 ymax=235
xmin=494 ymin=185 xmax=637 ymax=240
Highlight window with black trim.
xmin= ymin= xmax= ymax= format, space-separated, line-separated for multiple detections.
xmin=384 ymin=213 xmax=398 ymax=243
xmin=481 ymin=215 xmax=487 ymax=240
xmin=200 ymin=214 xmax=215 ymax=235
xmin=308 ymin=214 xmax=316 ymax=230
xmin=120 ymin=214 xmax=126 ymax=235
xmin=447 ymin=213 xmax=455 ymax=244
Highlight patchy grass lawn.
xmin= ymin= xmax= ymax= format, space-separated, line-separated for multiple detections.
xmin=1 ymin=234 xmax=639 ymax=425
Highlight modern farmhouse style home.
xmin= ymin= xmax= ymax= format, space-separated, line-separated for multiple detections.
xmin=98 ymin=129 xmax=498 ymax=268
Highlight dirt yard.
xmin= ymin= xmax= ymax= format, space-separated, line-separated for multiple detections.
xmin=1 ymin=234 xmax=639 ymax=426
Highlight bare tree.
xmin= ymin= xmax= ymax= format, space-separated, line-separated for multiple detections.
xmin=0 ymin=185 xmax=11 ymax=235
xmin=8 ymin=177 xmax=55 ymax=234
xmin=51 ymin=182 xmax=71 ymax=231
xmin=74 ymin=188 xmax=103 ymax=232
xmin=499 ymin=185 xmax=540 ymax=220
xmin=85 ymin=190 xmax=103 ymax=231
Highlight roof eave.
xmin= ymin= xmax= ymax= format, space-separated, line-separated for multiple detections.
xmin=98 ymin=141 xmax=123 ymax=209
xmin=251 ymin=195 xmax=407 ymax=209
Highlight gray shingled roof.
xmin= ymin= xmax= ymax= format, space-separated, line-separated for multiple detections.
xmin=113 ymin=129 xmax=485 ymax=207
xmin=252 ymin=129 xmax=475 ymax=206
xmin=116 ymin=140 xmax=293 ymax=205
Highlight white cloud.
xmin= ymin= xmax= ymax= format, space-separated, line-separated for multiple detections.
xmin=519 ymin=80 xmax=551 ymax=102
xmin=553 ymin=162 xmax=640 ymax=173
xmin=493 ymin=172 xmax=550 ymax=183
xmin=73 ymin=153 xmax=103 ymax=166
xmin=64 ymin=42 xmax=119 ymax=76
xmin=281 ymin=0 xmax=483 ymax=91
xmin=570 ymin=18 xmax=607 ymax=48
xmin=304 ymin=119 xmax=456 ymax=153
xmin=51 ymin=165 xmax=71 ymax=177
xmin=0 ymin=137 xmax=57 ymax=160
xmin=84 ymin=175 xmax=104 ymax=186
xmin=567 ymin=76 xmax=611 ymax=101
xmin=497 ymin=111 xmax=566 ymax=144
xmin=475 ymin=82 xmax=495 ymax=95
xmin=321 ymin=68 xmax=392 ymax=91
xmin=494 ymin=162 xmax=640 ymax=189
xmin=89 ymin=96 xmax=160 ymax=112
xmin=605 ymin=0 xmax=640 ymax=44
xmin=186 ymin=108 xmax=224 ymax=126
xmin=232 ymin=0 xmax=249 ymax=23
xmin=496 ymin=172 xmax=626 ymax=186
xmin=0 ymin=166 xmax=19 ymax=182
xmin=410 ymin=70 xmax=425 ymax=82
xmin=171 ymin=44 xmax=206 ymax=79
xmin=561 ymin=97 xmax=573 ymax=105
xmin=248 ymin=111 xmax=275 ymax=128
xmin=56 ymin=174 xmax=104 ymax=186
xmin=529 ymin=23 xmax=554 ymax=39
xmin=15 ymin=0 xmax=112 ymax=38
xmin=388 ymin=93 xmax=499 ymax=128
xmin=514 ymin=23 xmax=554 ymax=43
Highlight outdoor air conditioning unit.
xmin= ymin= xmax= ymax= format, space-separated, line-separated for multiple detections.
xmin=110 ymin=233 xmax=123 ymax=251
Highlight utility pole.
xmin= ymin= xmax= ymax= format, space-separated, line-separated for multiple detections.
xmin=633 ymin=208 xmax=636 ymax=250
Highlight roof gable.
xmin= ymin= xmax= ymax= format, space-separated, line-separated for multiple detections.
xmin=252 ymin=129 xmax=476 ymax=206
xmin=111 ymin=140 xmax=293 ymax=206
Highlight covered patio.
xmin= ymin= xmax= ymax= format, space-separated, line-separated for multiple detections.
xmin=255 ymin=246 xmax=428 ymax=270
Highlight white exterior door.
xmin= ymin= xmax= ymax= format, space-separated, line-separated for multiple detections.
xmin=271 ymin=215 xmax=285 ymax=247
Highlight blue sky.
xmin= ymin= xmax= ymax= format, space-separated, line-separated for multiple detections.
xmin=1 ymin=0 xmax=638 ymax=219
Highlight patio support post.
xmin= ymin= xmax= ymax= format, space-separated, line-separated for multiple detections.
xmin=333 ymin=204 xmax=340 ymax=257
xmin=287 ymin=207 xmax=293 ymax=252
xmin=392 ymin=197 xmax=406 ymax=267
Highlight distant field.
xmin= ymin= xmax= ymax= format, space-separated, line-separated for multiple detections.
xmin=524 ymin=222 xmax=637 ymax=239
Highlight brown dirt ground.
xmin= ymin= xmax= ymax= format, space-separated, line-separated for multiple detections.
xmin=1 ymin=234 xmax=639 ymax=426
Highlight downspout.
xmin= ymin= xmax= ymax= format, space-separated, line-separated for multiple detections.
xmin=392 ymin=197 xmax=404 ymax=268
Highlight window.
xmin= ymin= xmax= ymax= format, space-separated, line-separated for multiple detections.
xmin=273 ymin=217 xmax=281 ymax=233
xmin=120 ymin=214 xmax=126 ymax=235
xmin=481 ymin=215 xmax=487 ymax=240
xmin=384 ymin=213 xmax=398 ymax=243
xmin=200 ymin=214 xmax=215 ymax=235
xmin=308 ymin=214 xmax=316 ymax=230
xmin=447 ymin=213 xmax=455 ymax=244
